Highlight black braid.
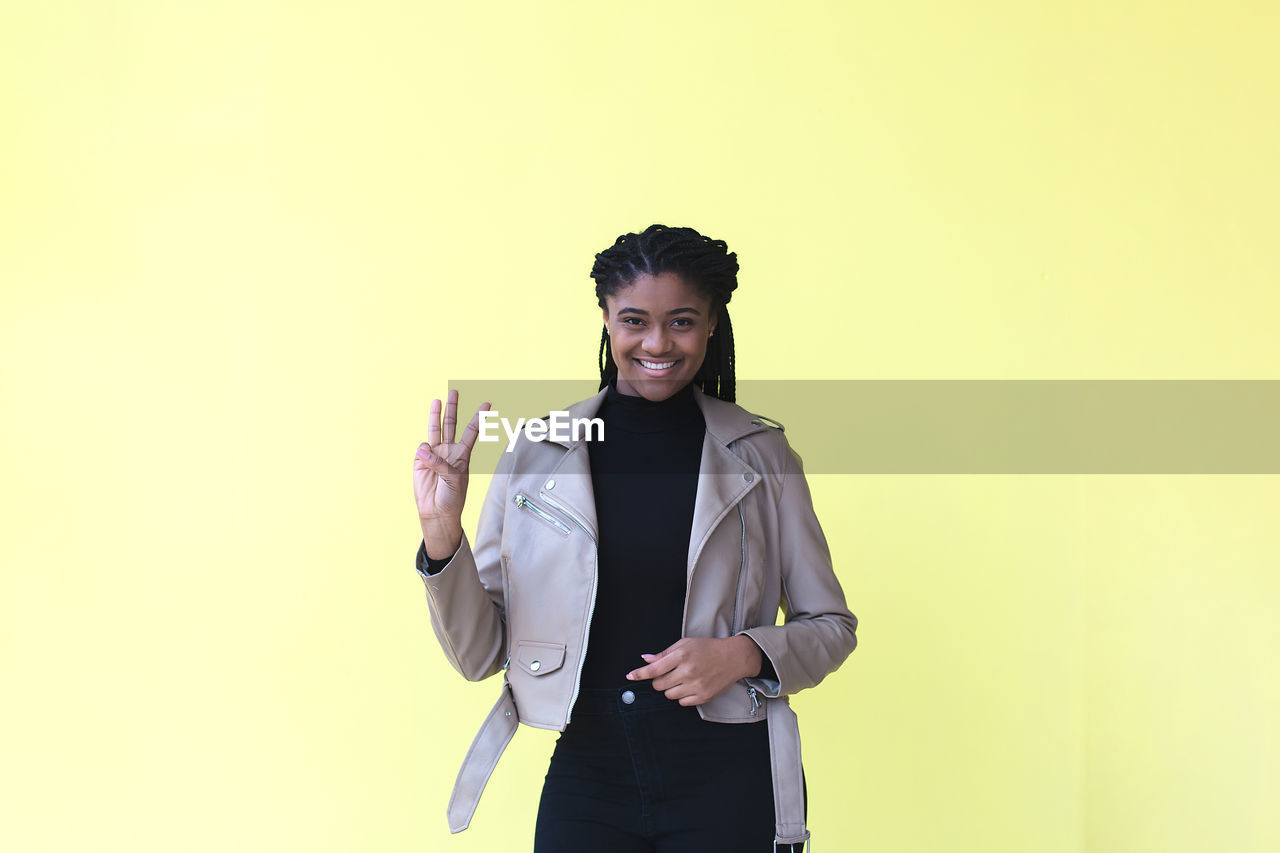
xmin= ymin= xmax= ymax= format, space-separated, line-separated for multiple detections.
xmin=590 ymin=224 xmax=740 ymax=402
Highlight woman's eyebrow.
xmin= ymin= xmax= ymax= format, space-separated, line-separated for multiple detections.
xmin=616 ymin=306 xmax=703 ymax=316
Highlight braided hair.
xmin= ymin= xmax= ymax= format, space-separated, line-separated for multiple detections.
xmin=590 ymin=224 xmax=740 ymax=402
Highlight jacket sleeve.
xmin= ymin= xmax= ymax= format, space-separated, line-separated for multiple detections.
xmin=736 ymin=436 xmax=858 ymax=698
xmin=413 ymin=448 xmax=513 ymax=682
xmin=417 ymin=544 xmax=455 ymax=575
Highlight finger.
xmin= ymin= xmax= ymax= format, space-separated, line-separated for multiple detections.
xmin=637 ymin=649 xmax=667 ymax=670
xmin=416 ymin=446 xmax=460 ymax=478
xmin=443 ymin=389 xmax=459 ymax=445
xmin=458 ymin=401 xmax=492 ymax=454
xmin=637 ymin=654 xmax=673 ymax=684
xmin=627 ymin=655 xmax=678 ymax=682
xmin=652 ymin=670 xmax=687 ymax=692
xmin=663 ymin=682 xmax=693 ymax=702
xmin=427 ymin=398 xmax=441 ymax=447
xmin=650 ymin=644 xmax=685 ymax=665
xmin=677 ymin=694 xmax=700 ymax=707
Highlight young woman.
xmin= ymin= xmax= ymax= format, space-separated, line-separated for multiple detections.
xmin=412 ymin=224 xmax=858 ymax=851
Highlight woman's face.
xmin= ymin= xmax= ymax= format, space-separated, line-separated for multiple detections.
xmin=602 ymin=271 xmax=717 ymax=402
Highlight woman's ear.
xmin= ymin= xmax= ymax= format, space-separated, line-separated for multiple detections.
xmin=601 ymin=307 xmax=609 ymax=326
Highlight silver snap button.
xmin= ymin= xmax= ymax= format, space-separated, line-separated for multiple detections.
xmin=504 ymin=710 xmax=511 ymax=717
xmin=530 ymin=660 xmax=541 ymax=672
xmin=545 ymin=479 xmax=555 ymax=490
xmin=743 ymin=472 xmax=754 ymax=482
xmin=621 ymin=690 xmax=635 ymax=704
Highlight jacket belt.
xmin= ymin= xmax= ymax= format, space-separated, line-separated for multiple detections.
xmin=445 ymin=682 xmax=811 ymax=848
xmin=767 ymin=695 xmax=811 ymax=848
xmin=446 ymin=679 xmax=518 ymax=833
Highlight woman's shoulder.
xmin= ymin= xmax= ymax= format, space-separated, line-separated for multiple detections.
xmin=693 ymin=390 xmax=800 ymax=471
xmin=693 ymin=388 xmax=786 ymax=438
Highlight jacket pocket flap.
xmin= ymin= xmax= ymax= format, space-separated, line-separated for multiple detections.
xmin=515 ymin=641 xmax=565 ymax=676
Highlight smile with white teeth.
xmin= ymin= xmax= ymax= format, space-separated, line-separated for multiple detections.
xmin=637 ymin=359 xmax=678 ymax=370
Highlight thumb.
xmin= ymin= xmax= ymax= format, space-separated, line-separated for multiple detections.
xmin=418 ymin=447 xmax=460 ymax=479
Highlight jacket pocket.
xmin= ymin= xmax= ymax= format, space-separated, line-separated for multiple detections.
xmin=513 ymin=493 xmax=572 ymax=536
xmin=514 ymin=640 xmax=566 ymax=676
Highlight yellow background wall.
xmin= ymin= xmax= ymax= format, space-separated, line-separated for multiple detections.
xmin=2 ymin=2 xmax=1276 ymax=851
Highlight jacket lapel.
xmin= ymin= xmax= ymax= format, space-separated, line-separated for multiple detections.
xmin=538 ymin=389 xmax=607 ymax=540
xmin=685 ymin=387 xmax=767 ymax=578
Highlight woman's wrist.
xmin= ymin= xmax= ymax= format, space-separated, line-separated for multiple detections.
xmin=420 ymin=517 xmax=463 ymax=561
xmin=734 ymin=634 xmax=764 ymax=679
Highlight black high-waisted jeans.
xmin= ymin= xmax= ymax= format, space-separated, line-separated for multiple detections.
xmin=533 ymin=685 xmax=807 ymax=852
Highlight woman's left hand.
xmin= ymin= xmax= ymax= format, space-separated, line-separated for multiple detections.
xmin=625 ymin=636 xmax=764 ymax=706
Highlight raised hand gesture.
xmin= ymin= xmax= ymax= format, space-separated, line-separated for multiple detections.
xmin=414 ymin=389 xmax=491 ymax=559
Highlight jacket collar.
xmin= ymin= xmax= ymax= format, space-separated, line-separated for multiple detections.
xmin=537 ymin=383 xmax=769 ymax=577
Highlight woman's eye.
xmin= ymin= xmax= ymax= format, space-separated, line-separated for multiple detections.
xmin=622 ymin=317 xmax=644 ymax=326
xmin=672 ymin=318 xmax=693 ymax=327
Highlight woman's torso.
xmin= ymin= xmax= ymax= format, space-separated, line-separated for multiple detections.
xmin=579 ymin=380 xmax=706 ymax=688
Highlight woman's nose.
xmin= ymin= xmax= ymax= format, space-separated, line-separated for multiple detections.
xmin=643 ymin=326 xmax=669 ymax=353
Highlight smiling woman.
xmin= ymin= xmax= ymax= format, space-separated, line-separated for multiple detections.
xmin=593 ymin=229 xmax=739 ymax=404
xmin=411 ymin=224 xmax=858 ymax=852
xmin=602 ymin=270 xmax=720 ymax=400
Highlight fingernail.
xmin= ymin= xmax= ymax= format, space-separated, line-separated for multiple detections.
xmin=625 ymin=673 xmax=634 ymax=680
xmin=641 ymin=654 xmax=654 ymax=661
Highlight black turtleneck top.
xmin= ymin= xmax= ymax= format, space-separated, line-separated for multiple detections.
xmin=579 ymin=379 xmax=705 ymax=686
xmin=416 ymin=378 xmax=775 ymax=688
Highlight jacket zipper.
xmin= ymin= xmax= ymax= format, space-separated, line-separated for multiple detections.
xmin=537 ymin=489 xmax=598 ymax=728
xmin=728 ymin=462 xmax=757 ymax=717
xmin=730 ymin=503 xmax=747 ymax=634
xmin=513 ymin=493 xmax=571 ymax=535
xmin=735 ymin=506 xmax=760 ymax=717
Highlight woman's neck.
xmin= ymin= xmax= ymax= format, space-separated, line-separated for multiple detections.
xmin=603 ymin=378 xmax=701 ymax=433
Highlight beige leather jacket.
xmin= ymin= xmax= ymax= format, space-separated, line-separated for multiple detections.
xmin=414 ymin=384 xmax=858 ymax=847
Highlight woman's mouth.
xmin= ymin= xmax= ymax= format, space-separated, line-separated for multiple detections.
xmin=635 ymin=358 xmax=681 ymax=375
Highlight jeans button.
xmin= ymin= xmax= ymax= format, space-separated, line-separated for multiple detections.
xmin=620 ymin=690 xmax=636 ymax=705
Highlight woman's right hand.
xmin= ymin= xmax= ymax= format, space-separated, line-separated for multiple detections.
xmin=414 ymin=389 xmax=491 ymax=559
